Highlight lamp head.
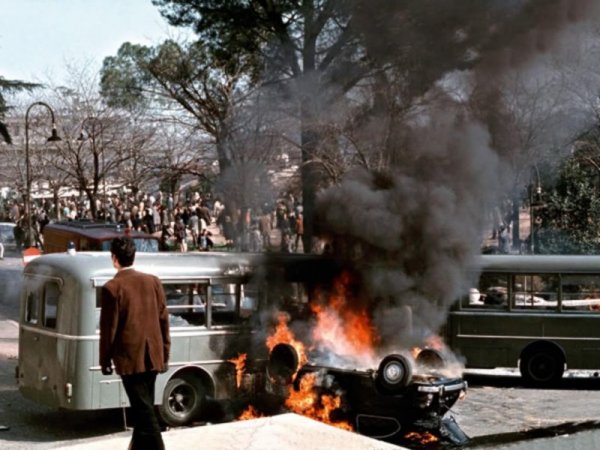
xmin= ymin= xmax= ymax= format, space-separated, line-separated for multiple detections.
xmin=47 ymin=126 xmax=62 ymax=142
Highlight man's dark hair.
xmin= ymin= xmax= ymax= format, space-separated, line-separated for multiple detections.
xmin=110 ymin=237 xmax=136 ymax=267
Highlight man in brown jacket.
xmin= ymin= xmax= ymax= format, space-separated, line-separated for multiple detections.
xmin=100 ymin=237 xmax=170 ymax=450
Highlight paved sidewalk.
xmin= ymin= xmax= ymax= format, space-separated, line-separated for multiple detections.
xmin=57 ymin=413 xmax=404 ymax=450
xmin=53 ymin=411 xmax=600 ymax=450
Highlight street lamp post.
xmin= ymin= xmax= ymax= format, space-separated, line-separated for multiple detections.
xmin=24 ymin=102 xmax=61 ymax=247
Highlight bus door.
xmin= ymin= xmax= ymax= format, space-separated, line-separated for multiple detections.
xmin=18 ymin=276 xmax=63 ymax=406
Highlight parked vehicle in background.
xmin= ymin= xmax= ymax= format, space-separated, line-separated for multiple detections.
xmin=446 ymin=254 xmax=600 ymax=385
xmin=0 ymin=222 xmax=16 ymax=250
xmin=42 ymin=220 xmax=160 ymax=253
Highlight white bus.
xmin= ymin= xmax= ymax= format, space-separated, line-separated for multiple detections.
xmin=446 ymin=254 xmax=600 ymax=384
xmin=16 ymin=251 xmax=269 ymax=426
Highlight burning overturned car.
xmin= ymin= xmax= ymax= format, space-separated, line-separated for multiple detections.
xmin=238 ymin=253 xmax=470 ymax=447
xmin=266 ymin=343 xmax=468 ymax=446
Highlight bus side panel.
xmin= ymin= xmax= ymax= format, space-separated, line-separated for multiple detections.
xmin=448 ymin=311 xmax=600 ymax=370
xmin=448 ymin=312 xmax=543 ymax=368
xmin=90 ymin=340 xmax=129 ymax=409
xmin=99 ymin=377 xmax=129 ymax=408
xmin=170 ymin=328 xmax=255 ymax=400
xmin=210 ymin=329 xmax=248 ymax=400
xmin=170 ymin=332 xmax=191 ymax=363
xmin=18 ymin=328 xmax=59 ymax=407
xmin=89 ymin=333 xmax=195 ymax=409
xmin=539 ymin=314 xmax=600 ymax=369
xmin=154 ymin=332 xmax=190 ymax=402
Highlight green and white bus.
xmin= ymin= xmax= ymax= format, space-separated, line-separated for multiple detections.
xmin=446 ymin=254 xmax=600 ymax=384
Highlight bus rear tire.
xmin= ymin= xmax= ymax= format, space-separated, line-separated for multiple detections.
xmin=519 ymin=347 xmax=564 ymax=385
xmin=158 ymin=375 xmax=204 ymax=427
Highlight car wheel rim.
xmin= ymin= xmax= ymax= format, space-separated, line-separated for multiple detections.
xmin=383 ymin=362 xmax=404 ymax=384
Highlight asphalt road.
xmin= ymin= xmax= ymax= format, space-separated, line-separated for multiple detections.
xmin=1 ymin=251 xmax=600 ymax=449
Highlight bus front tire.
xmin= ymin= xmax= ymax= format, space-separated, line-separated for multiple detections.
xmin=158 ymin=375 xmax=204 ymax=427
xmin=519 ymin=348 xmax=564 ymax=385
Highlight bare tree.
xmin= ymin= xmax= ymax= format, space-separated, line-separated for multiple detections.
xmin=28 ymin=66 xmax=157 ymax=218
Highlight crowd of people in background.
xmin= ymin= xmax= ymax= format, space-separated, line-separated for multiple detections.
xmin=0 ymin=189 xmax=305 ymax=254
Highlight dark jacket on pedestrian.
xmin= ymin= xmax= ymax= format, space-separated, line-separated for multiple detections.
xmin=99 ymin=269 xmax=170 ymax=375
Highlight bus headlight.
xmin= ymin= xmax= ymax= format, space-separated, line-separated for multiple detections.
xmin=64 ymin=383 xmax=73 ymax=398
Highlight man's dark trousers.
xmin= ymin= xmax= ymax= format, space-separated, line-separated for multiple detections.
xmin=121 ymin=371 xmax=165 ymax=450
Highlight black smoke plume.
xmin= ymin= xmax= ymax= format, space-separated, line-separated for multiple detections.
xmin=314 ymin=0 xmax=600 ymax=352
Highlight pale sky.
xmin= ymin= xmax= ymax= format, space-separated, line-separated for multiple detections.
xmin=0 ymin=0 xmax=188 ymax=85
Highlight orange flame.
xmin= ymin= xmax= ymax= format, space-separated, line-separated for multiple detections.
xmin=404 ymin=431 xmax=439 ymax=444
xmin=285 ymin=372 xmax=353 ymax=431
xmin=260 ymin=272 xmax=381 ymax=432
xmin=228 ymin=353 xmax=247 ymax=388
xmin=411 ymin=334 xmax=446 ymax=359
xmin=266 ymin=312 xmax=308 ymax=367
xmin=311 ymin=272 xmax=378 ymax=362
xmin=238 ymin=404 xmax=263 ymax=421
xmin=410 ymin=347 xmax=421 ymax=359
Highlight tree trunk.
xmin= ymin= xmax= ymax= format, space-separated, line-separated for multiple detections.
xmin=86 ymin=189 xmax=98 ymax=219
xmin=216 ymin=137 xmax=232 ymax=175
xmin=300 ymin=3 xmax=319 ymax=253
xmin=301 ymin=130 xmax=320 ymax=253
xmin=53 ymin=189 xmax=60 ymax=221
xmin=511 ymin=195 xmax=520 ymax=251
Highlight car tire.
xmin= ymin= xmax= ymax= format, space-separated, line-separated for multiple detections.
xmin=268 ymin=343 xmax=299 ymax=384
xmin=158 ymin=375 xmax=204 ymax=427
xmin=376 ymin=354 xmax=413 ymax=394
xmin=415 ymin=348 xmax=446 ymax=371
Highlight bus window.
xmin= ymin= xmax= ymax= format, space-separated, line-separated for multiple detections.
xmin=165 ymin=283 xmax=207 ymax=327
xmin=512 ymin=274 xmax=558 ymax=310
xmin=241 ymin=284 xmax=259 ymax=320
xmin=25 ymin=289 xmax=39 ymax=324
xmin=42 ymin=282 xmax=60 ymax=329
xmin=561 ymin=274 xmax=600 ymax=312
xmin=463 ymin=272 xmax=509 ymax=309
xmin=211 ymin=284 xmax=238 ymax=325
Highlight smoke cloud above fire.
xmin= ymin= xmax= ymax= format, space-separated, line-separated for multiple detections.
xmin=313 ymin=0 xmax=600 ymax=352
xmin=315 ymin=107 xmax=501 ymax=347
